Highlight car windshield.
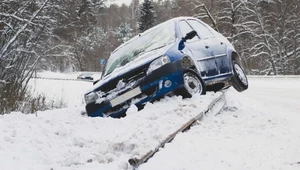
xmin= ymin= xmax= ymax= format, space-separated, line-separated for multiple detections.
xmin=104 ymin=20 xmax=176 ymax=76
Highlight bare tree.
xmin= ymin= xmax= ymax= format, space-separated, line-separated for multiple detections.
xmin=0 ymin=0 xmax=65 ymax=113
xmin=241 ymin=0 xmax=300 ymax=75
xmin=1 ymin=0 xmax=300 ymax=114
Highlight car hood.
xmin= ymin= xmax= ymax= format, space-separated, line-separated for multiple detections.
xmin=86 ymin=44 xmax=172 ymax=94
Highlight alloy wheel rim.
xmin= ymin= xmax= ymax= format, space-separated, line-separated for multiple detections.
xmin=184 ymin=73 xmax=202 ymax=95
xmin=234 ymin=63 xmax=248 ymax=86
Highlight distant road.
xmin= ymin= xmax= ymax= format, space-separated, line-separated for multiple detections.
xmin=245 ymin=77 xmax=300 ymax=111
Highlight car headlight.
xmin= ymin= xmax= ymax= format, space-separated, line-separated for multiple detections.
xmin=147 ymin=55 xmax=170 ymax=74
xmin=84 ymin=92 xmax=98 ymax=104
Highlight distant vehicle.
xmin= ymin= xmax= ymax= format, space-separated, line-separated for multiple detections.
xmin=84 ymin=17 xmax=248 ymax=118
xmin=77 ymin=73 xmax=94 ymax=80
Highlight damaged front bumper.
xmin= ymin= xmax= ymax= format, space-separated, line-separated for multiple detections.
xmin=85 ymin=60 xmax=184 ymax=117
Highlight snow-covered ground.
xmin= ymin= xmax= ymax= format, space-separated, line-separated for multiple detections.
xmin=28 ymin=71 xmax=100 ymax=107
xmin=1 ymin=76 xmax=300 ymax=170
xmin=141 ymin=78 xmax=300 ymax=170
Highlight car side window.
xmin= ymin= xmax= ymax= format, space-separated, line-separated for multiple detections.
xmin=188 ymin=20 xmax=215 ymax=39
xmin=179 ymin=20 xmax=199 ymax=41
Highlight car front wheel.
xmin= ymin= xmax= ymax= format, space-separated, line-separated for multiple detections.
xmin=175 ymin=70 xmax=206 ymax=98
xmin=231 ymin=60 xmax=248 ymax=92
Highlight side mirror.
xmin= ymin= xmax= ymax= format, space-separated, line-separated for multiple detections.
xmin=93 ymin=79 xmax=100 ymax=85
xmin=183 ymin=30 xmax=197 ymax=42
xmin=179 ymin=30 xmax=197 ymax=51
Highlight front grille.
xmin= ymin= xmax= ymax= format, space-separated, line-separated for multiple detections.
xmin=96 ymin=64 xmax=150 ymax=94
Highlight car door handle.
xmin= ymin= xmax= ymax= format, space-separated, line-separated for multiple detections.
xmin=205 ymin=45 xmax=209 ymax=49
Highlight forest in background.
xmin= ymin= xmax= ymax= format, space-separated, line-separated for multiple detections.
xmin=1 ymin=0 xmax=300 ymax=113
xmin=2 ymin=0 xmax=300 ymax=75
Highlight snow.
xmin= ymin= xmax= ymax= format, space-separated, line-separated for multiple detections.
xmin=33 ymin=71 xmax=101 ymax=80
xmin=106 ymin=0 xmax=133 ymax=6
xmin=28 ymin=71 xmax=100 ymax=107
xmin=140 ymin=78 xmax=300 ymax=170
xmin=106 ymin=0 xmax=161 ymax=6
xmin=1 ymin=75 xmax=300 ymax=170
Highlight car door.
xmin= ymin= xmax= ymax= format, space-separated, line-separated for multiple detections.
xmin=178 ymin=20 xmax=218 ymax=77
xmin=188 ymin=19 xmax=230 ymax=74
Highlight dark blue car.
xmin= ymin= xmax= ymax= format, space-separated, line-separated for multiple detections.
xmin=84 ymin=17 xmax=248 ymax=117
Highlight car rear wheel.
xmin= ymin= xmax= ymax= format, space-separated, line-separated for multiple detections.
xmin=231 ymin=60 xmax=248 ymax=92
xmin=175 ymin=70 xmax=206 ymax=98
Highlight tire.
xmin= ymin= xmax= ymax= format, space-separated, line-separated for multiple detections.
xmin=231 ymin=60 xmax=248 ymax=92
xmin=175 ymin=70 xmax=206 ymax=98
